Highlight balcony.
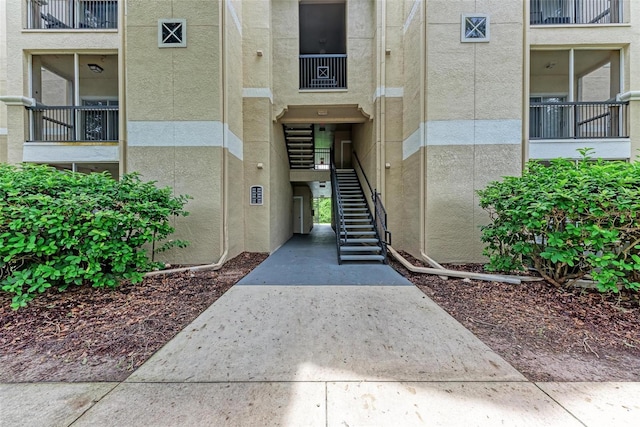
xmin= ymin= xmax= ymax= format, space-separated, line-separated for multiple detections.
xmin=530 ymin=101 xmax=628 ymax=139
xmin=27 ymin=105 xmax=119 ymax=142
xmin=529 ymin=100 xmax=630 ymax=160
xmin=26 ymin=0 xmax=118 ymax=29
xmin=299 ymin=55 xmax=347 ymax=90
xmin=530 ymin=0 xmax=624 ymax=25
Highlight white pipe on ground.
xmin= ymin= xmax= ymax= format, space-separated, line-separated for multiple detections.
xmin=389 ymin=246 xmax=523 ymax=285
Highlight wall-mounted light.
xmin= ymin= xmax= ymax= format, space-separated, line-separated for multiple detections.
xmin=385 ymin=162 xmax=391 ymax=169
xmin=385 ymin=48 xmax=391 ymax=55
xmin=257 ymin=162 xmax=264 ymax=169
xmin=256 ymin=50 xmax=263 ymax=56
xmin=88 ymin=63 xmax=103 ymax=73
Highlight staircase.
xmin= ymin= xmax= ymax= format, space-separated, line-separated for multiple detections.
xmin=334 ymin=169 xmax=386 ymax=263
xmin=283 ymin=125 xmax=314 ymax=169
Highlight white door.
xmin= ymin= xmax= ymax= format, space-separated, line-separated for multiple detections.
xmin=339 ymin=140 xmax=352 ymax=168
xmin=293 ymin=196 xmax=303 ymax=233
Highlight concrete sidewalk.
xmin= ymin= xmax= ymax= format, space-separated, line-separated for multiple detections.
xmin=2 ymin=226 xmax=639 ymax=426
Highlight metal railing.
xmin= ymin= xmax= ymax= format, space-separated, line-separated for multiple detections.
xmin=330 ymin=146 xmax=348 ymax=263
xmin=530 ymin=0 xmax=623 ymax=25
xmin=299 ymin=54 xmax=347 ymax=90
xmin=352 ymin=151 xmax=391 ymax=261
xmin=26 ymin=0 xmax=118 ymax=29
xmin=529 ymin=101 xmax=629 ymax=139
xmin=315 ymin=148 xmax=330 ymax=170
xmin=27 ymin=105 xmax=119 ymax=142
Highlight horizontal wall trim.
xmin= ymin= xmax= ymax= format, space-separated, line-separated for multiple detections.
xmin=402 ymin=119 xmax=522 ymax=160
xmin=127 ymin=120 xmax=243 ymax=160
xmin=529 ymin=139 xmax=630 ymax=160
xmin=403 ymin=124 xmax=423 ymax=160
xmin=23 ymin=143 xmax=119 ymax=163
xmin=243 ymin=88 xmax=273 ymax=103
xmin=373 ymin=86 xmax=404 ymax=101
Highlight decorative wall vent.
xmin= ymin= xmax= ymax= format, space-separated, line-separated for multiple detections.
xmin=158 ymin=19 xmax=187 ymax=48
xmin=461 ymin=14 xmax=490 ymax=42
xmin=250 ymin=185 xmax=264 ymax=205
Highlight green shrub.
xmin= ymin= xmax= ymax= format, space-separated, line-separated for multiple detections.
xmin=0 ymin=164 xmax=190 ymax=309
xmin=478 ymin=150 xmax=640 ymax=293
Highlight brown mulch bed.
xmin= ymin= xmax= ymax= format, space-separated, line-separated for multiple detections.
xmin=390 ymin=252 xmax=640 ymax=382
xmin=0 ymin=252 xmax=268 ymax=382
xmin=2 ymin=249 xmax=639 ymax=383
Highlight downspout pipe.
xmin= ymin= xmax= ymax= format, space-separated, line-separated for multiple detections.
xmin=377 ymin=0 xmax=386 ymax=202
xmin=419 ymin=1 xmax=428 ymax=261
xmin=146 ymin=0 xmax=229 ymax=277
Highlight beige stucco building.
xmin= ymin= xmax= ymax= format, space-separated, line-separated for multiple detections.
xmin=1 ymin=0 xmax=639 ymax=265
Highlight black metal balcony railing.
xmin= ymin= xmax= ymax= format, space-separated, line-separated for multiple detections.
xmin=299 ymin=54 xmax=347 ymax=90
xmin=529 ymin=101 xmax=629 ymax=139
xmin=26 ymin=0 xmax=118 ymax=29
xmin=315 ymin=148 xmax=330 ymax=170
xmin=530 ymin=0 xmax=623 ymax=25
xmin=27 ymin=105 xmax=119 ymax=142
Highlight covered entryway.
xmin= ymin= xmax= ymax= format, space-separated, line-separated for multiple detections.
xmin=276 ymin=105 xmax=390 ymax=263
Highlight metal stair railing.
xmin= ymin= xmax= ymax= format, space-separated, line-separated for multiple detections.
xmin=352 ymin=151 xmax=392 ymax=261
xmin=330 ymin=147 xmax=348 ymax=264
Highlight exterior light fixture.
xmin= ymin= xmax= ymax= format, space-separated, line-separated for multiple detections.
xmin=88 ymin=63 xmax=103 ymax=73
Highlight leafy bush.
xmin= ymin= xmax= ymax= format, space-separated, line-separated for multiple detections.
xmin=478 ymin=150 xmax=640 ymax=293
xmin=0 ymin=164 xmax=190 ymax=309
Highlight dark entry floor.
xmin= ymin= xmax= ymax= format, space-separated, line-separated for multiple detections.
xmin=237 ymin=224 xmax=412 ymax=286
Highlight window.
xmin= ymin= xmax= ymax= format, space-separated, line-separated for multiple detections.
xmin=158 ymin=19 xmax=187 ymax=48
xmin=461 ymin=14 xmax=490 ymax=42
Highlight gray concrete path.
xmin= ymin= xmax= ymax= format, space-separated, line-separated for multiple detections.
xmin=237 ymin=224 xmax=412 ymax=286
xmin=2 ymin=225 xmax=639 ymax=426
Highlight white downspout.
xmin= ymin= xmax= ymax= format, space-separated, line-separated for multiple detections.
xmin=413 ymin=0 xmax=447 ymax=277
xmin=419 ymin=0 xmax=427 ymax=257
xmin=377 ymin=0 xmax=386 ymax=202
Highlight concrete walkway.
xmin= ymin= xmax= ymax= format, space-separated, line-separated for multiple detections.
xmin=2 ymin=225 xmax=639 ymax=426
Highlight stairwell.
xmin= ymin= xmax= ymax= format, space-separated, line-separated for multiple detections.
xmin=334 ymin=169 xmax=386 ymax=263
xmin=283 ymin=125 xmax=315 ymax=169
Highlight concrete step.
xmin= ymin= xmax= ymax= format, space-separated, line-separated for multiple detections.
xmin=343 ymin=238 xmax=380 ymax=244
xmin=286 ymin=137 xmax=313 ymax=142
xmin=285 ymin=130 xmax=312 ymax=135
xmin=340 ymin=246 xmax=382 ymax=252
xmin=341 ymin=231 xmax=377 ymax=236
xmin=339 ymin=254 xmax=386 ymax=262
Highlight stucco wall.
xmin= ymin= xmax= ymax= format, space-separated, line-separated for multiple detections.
xmin=0 ymin=0 xmax=6 ymax=163
xmin=270 ymin=123 xmax=293 ymax=251
xmin=399 ymin=0 xmax=424 ymax=254
xmin=271 ymin=0 xmax=375 ymax=119
xmin=419 ymin=0 xmax=524 ymax=262
xmin=242 ymin=1 xmax=273 ymax=253
xmin=124 ymin=0 xmax=232 ymax=264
